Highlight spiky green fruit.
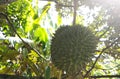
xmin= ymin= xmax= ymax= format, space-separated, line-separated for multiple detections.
xmin=51 ymin=25 xmax=97 ymax=75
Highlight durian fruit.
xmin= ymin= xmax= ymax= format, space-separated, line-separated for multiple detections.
xmin=51 ymin=25 xmax=97 ymax=76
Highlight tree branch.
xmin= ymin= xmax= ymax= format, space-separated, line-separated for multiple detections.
xmin=1 ymin=74 xmax=120 ymax=79
xmin=84 ymin=36 xmax=120 ymax=78
xmin=73 ymin=0 xmax=77 ymax=25
xmin=90 ymin=75 xmax=120 ymax=78
xmin=0 ymin=12 xmax=47 ymax=61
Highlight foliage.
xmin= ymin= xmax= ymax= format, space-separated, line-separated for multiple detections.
xmin=0 ymin=0 xmax=50 ymax=78
xmin=0 ymin=0 xmax=120 ymax=79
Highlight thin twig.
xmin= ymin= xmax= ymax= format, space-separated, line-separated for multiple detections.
xmin=98 ymin=26 xmax=111 ymax=39
xmin=0 ymin=12 xmax=47 ymax=61
xmin=84 ymin=36 xmax=120 ymax=78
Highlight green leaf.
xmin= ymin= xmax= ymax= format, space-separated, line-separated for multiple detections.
xmin=34 ymin=27 xmax=48 ymax=42
xmin=25 ymin=16 xmax=34 ymax=32
xmin=57 ymin=14 xmax=62 ymax=26
xmin=45 ymin=66 xmax=50 ymax=79
xmin=34 ymin=3 xmax=51 ymax=24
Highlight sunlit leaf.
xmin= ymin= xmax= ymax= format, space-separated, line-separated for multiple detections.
xmin=34 ymin=3 xmax=51 ymax=24
xmin=76 ymin=15 xmax=84 ymax=25
xmin=57 ymin=14 xmax=62 ymax=26
xmin=0 ymin=66 xmax=11 ymax=74
xmin=25 ymin=14 xmax=34 ymax=33
xmin=28 ymin=50 xmax=39 ymax=63
xmin=34 ymin=27 xmax=48 ymax=42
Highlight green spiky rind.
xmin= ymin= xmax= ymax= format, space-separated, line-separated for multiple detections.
xmin=51 ymin=25 xmax=97 ymax=74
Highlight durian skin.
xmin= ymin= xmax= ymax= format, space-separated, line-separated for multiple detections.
xmin=51 ymin=25 xmax=97 ymax=75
